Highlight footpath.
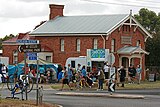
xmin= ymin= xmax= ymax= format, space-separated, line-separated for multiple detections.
xmin=41 ymin=84 xmax=145 ymax=99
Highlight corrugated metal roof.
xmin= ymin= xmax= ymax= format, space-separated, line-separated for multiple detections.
xmin=117 ymin=46 xmax=149 ymax=54
xmin=30 ymin=14 xmax=129 ymax=35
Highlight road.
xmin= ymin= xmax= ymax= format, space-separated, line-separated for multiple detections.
xmin=1 ymin=88 xmax=160 ymax=107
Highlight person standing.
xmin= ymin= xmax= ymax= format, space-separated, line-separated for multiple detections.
xmin=60 ymin=66 xmax=72 ymax=91
xmin=118 ymin=66 xmax=126 ymax=87
xmin=39 ymin=65 xmax=45 ymax=83
xmin=128 ymin=64 xmax=136 ymax=84
xmin=103 ymin=62 xmax=109 ymax=79
xmin=97 ymin=67 xmax=105 ymax=91
xmin=67 ymin=64 xmax=73 ymax=82
xmin=81 ymin=66 xmax=87 ymax=78
xmin=136 ymin=65 xmax=142 ymax=84
xmin=77 ymin=64 xmax=81 ymax=73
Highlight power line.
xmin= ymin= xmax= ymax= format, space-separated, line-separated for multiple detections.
xmin=137 ymin=0 xmax=160 ymax=4
xmin=115 ymin=0 xmax=160 ymax=4
xmin=81 ymin=0 xmax=160 ymax=9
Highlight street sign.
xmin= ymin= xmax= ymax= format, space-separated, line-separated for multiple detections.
xmin=18 ymin=44 xmax=41 ymax=52
xmin=108 ymin=53 xmax=115 ymax=65
xmin=16 ymin=39 xmax=39 ymax=45
xmin=27 ymin=53 xmax=37 ymax=60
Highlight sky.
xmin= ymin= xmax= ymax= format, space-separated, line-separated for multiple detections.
xmin=0 ymin=0 xmax=160 ymax=38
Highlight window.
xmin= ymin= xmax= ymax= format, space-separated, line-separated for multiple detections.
xmin=46 ymin=56 xmax=51 ymax=62
xmin=111 ymin=39 xmax=115 ymax=52
xmin=93 ymin=39 xmax=98 ymax=49
xmin=71 ymin=60 xmax=75 ymax=68
xmin=76 ymin=39 xmax=80 ymax=52
xmin=121 ymin=36 xmax=132 ymax=44
xmin=60 ymin=39 xmax=64 ymax=52
xmin=13 ymin=50 xmax=18 ymax=64
xmin=136 ymin=40 xmax=140 ymax=46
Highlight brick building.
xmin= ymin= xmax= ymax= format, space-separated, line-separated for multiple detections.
xmin=2 ymin=4 xmax=152 ymax=79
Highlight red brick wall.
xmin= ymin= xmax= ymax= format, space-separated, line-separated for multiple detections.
xmin=2 ymin=45 xmax=24 ymax=64
xmin=35 ymin=36 xmax=104 ymax=66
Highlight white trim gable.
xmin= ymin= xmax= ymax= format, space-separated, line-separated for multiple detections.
xmin=106 ymin=15 xmax=152 ymax=41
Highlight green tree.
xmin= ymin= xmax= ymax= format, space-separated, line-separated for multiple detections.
xmin=134 ymin=8 xmax=160 ymax=66
xmin=0 ymin=34 xmax=16 ymax=49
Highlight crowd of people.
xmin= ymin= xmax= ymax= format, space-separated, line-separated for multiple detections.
xmin=0 ymin=62 xmax=142 ymax=91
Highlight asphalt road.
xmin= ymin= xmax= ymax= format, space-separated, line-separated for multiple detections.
xmin=1 ymin=88 xmax=160 ymax=107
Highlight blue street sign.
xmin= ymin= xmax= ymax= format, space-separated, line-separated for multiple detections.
xmin=27 ymin=53 xmax=37 ymax=60
xmin=29 ymin=56 xmax=37 ymax=60
xmin=16 ymin=39 xmax=39 ymax=44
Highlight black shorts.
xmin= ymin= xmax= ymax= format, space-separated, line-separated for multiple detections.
xmin=63 ymin=79 xmax=69 ymax=85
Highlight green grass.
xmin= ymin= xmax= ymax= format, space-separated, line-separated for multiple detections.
xmin=51 ymin=80 xmax=160 ymax=90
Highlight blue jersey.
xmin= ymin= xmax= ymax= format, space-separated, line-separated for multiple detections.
xmin=39 ymin=67 xmax=45 ymax=74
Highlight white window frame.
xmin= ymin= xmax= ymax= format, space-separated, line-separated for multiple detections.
xmin=13 ymin=50 xmax=18 ymax=64
xmin=111 ymin=39 xmax=115 ymax=52
xmin=76 ymin=39 xmax=80 ymax=52
xmin=60 ymin=39 xmax=64 ymax=52
xmin=93 ymin=38 xmax=98 ymax=49
xmin=46 ymin=56 xmax=51 ymax=62
xmin=136 ymin=40 xmax=140 ymax=46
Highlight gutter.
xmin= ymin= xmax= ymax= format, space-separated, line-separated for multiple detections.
xmin=100 ymin=35 xmax=106 ymax=49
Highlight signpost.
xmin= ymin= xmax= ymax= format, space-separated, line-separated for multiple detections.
xmin=16 ymin=39 xmax=40 ymax=103
xmin=27 ymin=53 xmax=38 ymax=60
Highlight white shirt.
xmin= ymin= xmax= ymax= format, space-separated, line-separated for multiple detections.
xmin=2 ymin=66 xmax=7 ymax=74
xmin=104 ymin=65 xmax=109 ymax=72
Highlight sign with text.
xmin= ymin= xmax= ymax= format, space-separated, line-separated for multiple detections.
xmin=27 ymin=53 xmax=37 ymax=60
xmin=16 ymin=39 xmax=39 ymax=44
xmin=18 ymin=44 xmax=41 ymax=52
xmin=90 ymin=49 xmax=105 ymax=58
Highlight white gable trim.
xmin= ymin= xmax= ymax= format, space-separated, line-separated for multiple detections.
xmin=106 ymin=15 xmax=152 ymax=41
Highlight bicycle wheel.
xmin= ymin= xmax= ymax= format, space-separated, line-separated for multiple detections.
xmin=7 ymin=74 xmax=16 ymax=91
xmin=20 ymin=75 xmax=34 ymax=93
xmin=0 ymin=83 xmax=4 ymax=91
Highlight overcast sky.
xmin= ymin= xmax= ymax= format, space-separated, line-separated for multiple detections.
xmin=0 ymin=0 xmax=160 ymax=38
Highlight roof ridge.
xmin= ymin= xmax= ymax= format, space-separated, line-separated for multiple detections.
xmin=60 ymin=14 xmax=129 ymax=17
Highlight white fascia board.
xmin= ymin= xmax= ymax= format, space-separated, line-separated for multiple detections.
xmin=29 ymin=33 xmax=108 ymax=36
xmin=106 ymin=14 xmax=130 ymax=35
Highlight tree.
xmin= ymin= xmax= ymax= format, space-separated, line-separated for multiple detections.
xmin=0 ymin=34 xmax=16 ymax=50
xmin=134 ymin=8 xmax=160 ymax=66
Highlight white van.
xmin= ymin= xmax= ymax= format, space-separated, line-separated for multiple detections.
xmin=65 ymin=56 xmax=87 ymax=70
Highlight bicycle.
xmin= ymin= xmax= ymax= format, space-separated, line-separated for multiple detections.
xmin=7 ymin=72 xmax=34 ymax=99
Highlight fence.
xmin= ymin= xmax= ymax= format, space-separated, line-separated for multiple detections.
xmin=146 ymin=66 xmax=160 ymax=80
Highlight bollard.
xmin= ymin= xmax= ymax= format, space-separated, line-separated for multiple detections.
xmin=38 ymin=86 xmax=43 ymax=105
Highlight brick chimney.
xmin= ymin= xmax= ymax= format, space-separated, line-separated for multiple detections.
xmin=49 ymin=4 xmax=64 ymax=20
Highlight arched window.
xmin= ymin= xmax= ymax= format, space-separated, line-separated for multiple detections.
xmin=60 ymin=39 xmax=64 ymax=52
xmin=93 ymin=38 xmax=98 ymax=49
xmin=76 ymin=39 xmax=80 ymax=52
xmin=111 ymin=39 xmax=115 ymax=52
xmin=136 ymin=40 xmax=140 ymax=46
